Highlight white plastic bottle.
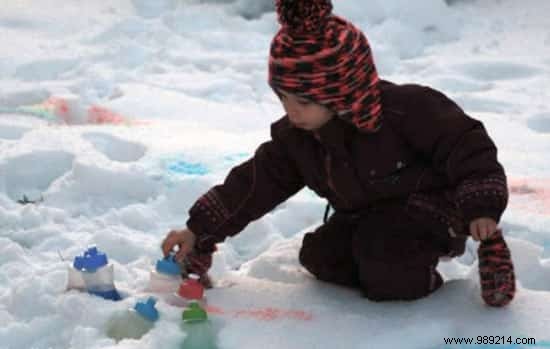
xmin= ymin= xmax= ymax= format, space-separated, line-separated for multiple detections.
xmin=148 ymin=254 xmax=183 ymax=293
xmin=107 ymin=297 xmax=159 ymax=342
xmin=181 ymin=301 xmax=218 ymax=349
xmin=72 ymin=246 xmax=121 ymax=301
xmin=67 ymin=265 xmax=86 ymax=291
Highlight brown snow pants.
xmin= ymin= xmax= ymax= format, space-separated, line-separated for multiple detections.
xmin=299 ymin=193 xmax=468 ymax=301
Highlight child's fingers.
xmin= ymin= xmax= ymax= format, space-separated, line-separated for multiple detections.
xmin=470 ymin=221 xmax=480 ymax=241
xmin=479 ymin=219 xmax=499 ymax=240
xmin=486 ymin=221 xmax=498 ymax=239
xmin=161 ymin=231 xmax=181 ymax=257
xmin=161 ymin=229 xmax=197 ymax=263
xmin=479 ymin=223 xmax=489 ymax=240
xmin=175 ymin=243 xmax=193 ymax=263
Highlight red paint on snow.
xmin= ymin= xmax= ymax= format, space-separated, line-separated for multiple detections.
xmin=43 ymin=97 xmax=71 ymax=123
xmin=509 ymin=177 xmax=550 ymax=215
xmin=88 ymin=105 xmax=128 ymax=124
xmin=38 ymin=97 xmax=149 ymax=125
xmin=204 ymin=305 xmax=313 ymax=321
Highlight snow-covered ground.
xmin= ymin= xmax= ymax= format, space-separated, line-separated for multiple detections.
xmin=1 ymin=0 xmax=550 ymax=348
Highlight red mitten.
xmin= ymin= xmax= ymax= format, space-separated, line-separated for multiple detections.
xmin=478 ymin=229 xmax=516 ymax=306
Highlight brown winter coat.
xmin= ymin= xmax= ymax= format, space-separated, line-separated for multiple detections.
xmin=186 ymin=79 xmax=509 ymax=299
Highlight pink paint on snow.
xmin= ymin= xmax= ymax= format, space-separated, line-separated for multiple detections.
xmin=87 ymin=105 xmax=129 ymax=125
xmin=43 ymin=97 xmax=72 ymax=123
xmin=39 ymin=96 xmax=143 ymax=125
xmin=205 ymin=305 xmax=313 ymax=322
xmin=509 ymin=177 xmax=550 ymax=215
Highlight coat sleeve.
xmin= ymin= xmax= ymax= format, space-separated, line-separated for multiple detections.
xmin=392 ymin=85 xmax=509 ymax=224
xmin=186 ymin=121 xmax=305 ymax=253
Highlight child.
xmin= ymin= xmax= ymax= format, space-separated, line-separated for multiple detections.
xmin=162 ymin=0 xmax=515 ymax=307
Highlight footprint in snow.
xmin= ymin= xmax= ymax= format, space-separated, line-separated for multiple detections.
xmin=83 ymin=132 xmax=147 ymax=163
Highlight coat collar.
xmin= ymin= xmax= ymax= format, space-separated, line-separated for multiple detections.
xmin=310 ymin=116 xmax=357 ymax=152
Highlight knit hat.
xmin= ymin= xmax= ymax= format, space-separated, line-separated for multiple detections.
xmin=268 ymin=0 xmax=382 ymax=133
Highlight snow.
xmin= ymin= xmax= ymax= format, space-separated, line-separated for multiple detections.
xmin=1 ymin=0 xmax=550 ymax=348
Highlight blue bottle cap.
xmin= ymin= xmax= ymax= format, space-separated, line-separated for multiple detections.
xmin=134 ymin=297 xmax=159 ymax=322
xmin=73 ymin=246 xmax=109 ymax=272
xmin=155 ymin=254 xmax=181 ymax=276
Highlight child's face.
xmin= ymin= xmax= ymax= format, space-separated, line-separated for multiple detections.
xmin=276 ymin=89 xmax=335 ymax=131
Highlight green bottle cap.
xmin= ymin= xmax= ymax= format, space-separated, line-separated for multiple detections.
xmin=182 ymin=301 xmax=208 ymax=322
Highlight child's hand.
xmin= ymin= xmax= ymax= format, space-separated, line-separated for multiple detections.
xmin=161 ymin=228 xmax=196 ymax=263
xmin=469 ymin=217 xmax=498 ymax=241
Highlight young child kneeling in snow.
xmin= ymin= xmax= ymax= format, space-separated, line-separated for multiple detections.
xmin=161 ymin=0 xmax=515 ymax=307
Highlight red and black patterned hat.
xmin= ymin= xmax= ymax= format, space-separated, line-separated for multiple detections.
xmin=268 ymin=0 xmax=382 ymax=133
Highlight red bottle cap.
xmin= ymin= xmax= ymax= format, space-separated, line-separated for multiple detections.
xmin=178 ymin=273 xmax=204 ymax=300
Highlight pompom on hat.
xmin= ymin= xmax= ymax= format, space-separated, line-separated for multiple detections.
xmin=269 ymin=0 xmax=382 ymax=133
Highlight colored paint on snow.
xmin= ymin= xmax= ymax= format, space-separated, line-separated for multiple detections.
xmin=0 ymin=106 xmax=58 ymax=122
xmin=163 ymin=153 xmax=250 ymax=177
xmin=204 ymin=305 xmax=313 ymax=322
xmin=88 ymin=105 xmax=130 ymax=125
xmin=167 ymin=160 xmax=209 ymax=176
xmin=1 ymin=97 xmax=140 ymax=126
xmin=509 ymin=177 xmax=550 ymax=215
xmin=222 ymin=153 xmax=249 ymax=162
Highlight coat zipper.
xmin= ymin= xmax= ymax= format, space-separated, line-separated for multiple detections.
xmin=324 ymin=152 xmax=352 ymax=208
